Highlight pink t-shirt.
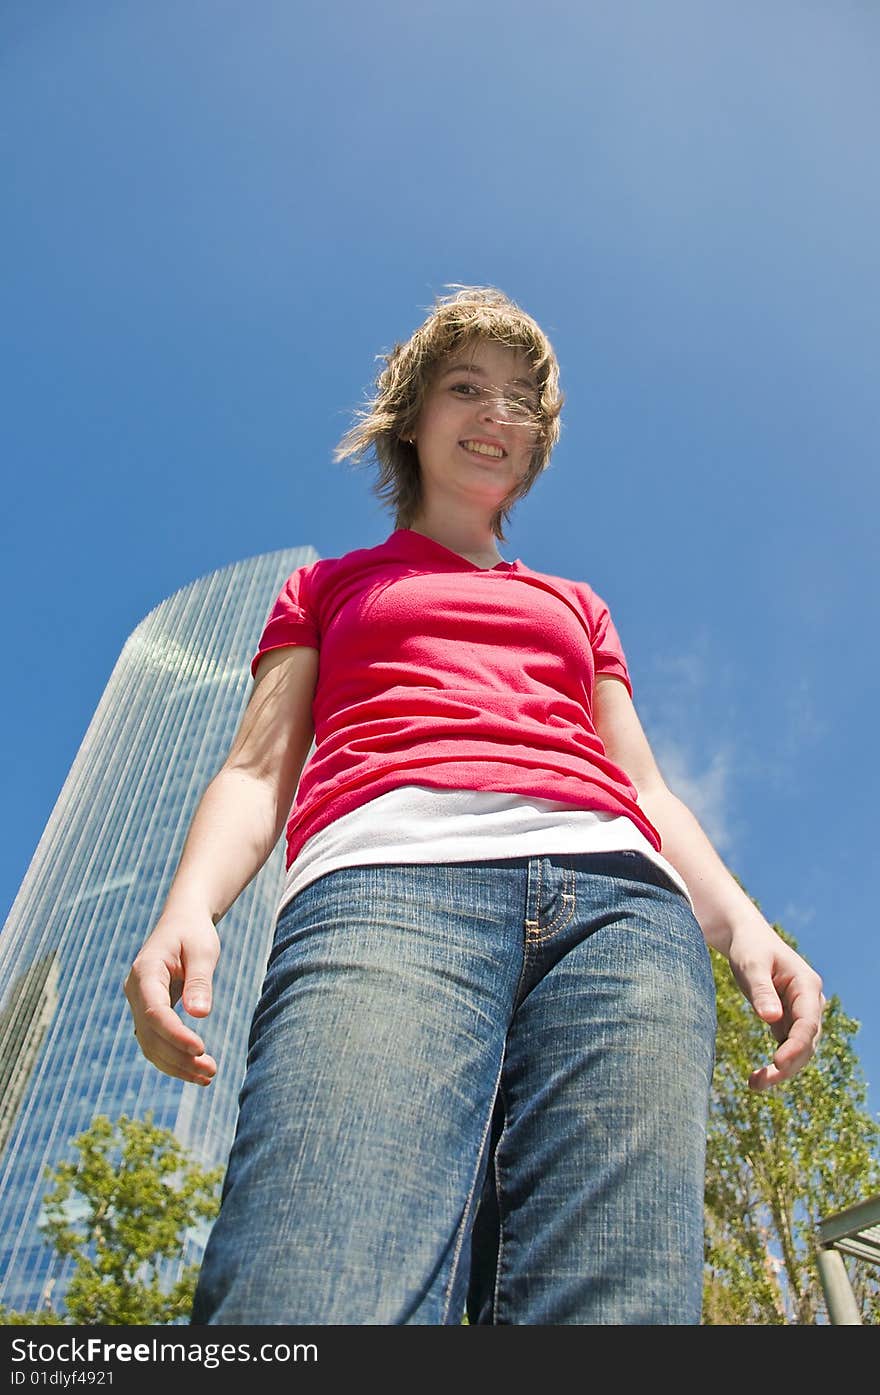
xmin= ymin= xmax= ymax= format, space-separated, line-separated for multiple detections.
xmin=251 ymin=528 xmax=662 ymax=870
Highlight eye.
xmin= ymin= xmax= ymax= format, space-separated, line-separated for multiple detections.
xmin=450 ymin=382 xmax=481 ymax=396
xmin=503 ymin=394 xmax=540 ymax=421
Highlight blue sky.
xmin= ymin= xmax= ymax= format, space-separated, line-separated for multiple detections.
xmin=2 ymin=1 xmax=878 ymax=1121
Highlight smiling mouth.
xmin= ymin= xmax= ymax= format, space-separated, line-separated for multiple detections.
xmin=459 ymin=440 xmax=506 ymax=459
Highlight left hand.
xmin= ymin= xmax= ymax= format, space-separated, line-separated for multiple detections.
xmin=725 ymin=917 xmax=826 ymax=1090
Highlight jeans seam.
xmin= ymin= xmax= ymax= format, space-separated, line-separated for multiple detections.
xmin=523 ymin=853 xmax=544 ymax=938
xmin=441 ymin=1051 xmax=506 ymax=1325
xmin=490 ymin=1076 xmax=510 ymax=1325
xmin=525 ymin=862 xmax=577 ymax=944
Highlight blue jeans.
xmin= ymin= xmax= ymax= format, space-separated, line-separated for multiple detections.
xmin=191 ymin=851 xmax=716 ymax=1325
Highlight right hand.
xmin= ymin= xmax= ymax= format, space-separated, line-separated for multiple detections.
xmin=124 ymin=911 xmax=221 ymax=1084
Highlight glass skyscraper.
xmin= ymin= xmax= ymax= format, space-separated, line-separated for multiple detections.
xmin=0 ymin=545 xmax=317 ymax=1315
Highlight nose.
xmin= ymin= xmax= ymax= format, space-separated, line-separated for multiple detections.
xmin=477 ymin=387 xmax=515 ymax=427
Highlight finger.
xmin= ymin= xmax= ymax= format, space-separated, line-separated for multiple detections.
xmin=139 ymin=1000 xmax=208 ymax=1056
xmin=181 ymin=962 xmax=215 ymax=1018
xmin=151 ymin=1050 xmax=216 ymax=1086
xmin=749 ymin=1051 xmax=808 ymax=1091
xmin=748 ymin=1063 xmax=784 ymax=1091
xmin=143 ymin=1047 xmax=217 ymax=1086
xmin=748 ymin=979 xmax=785 ymax=1025
xmin=749 ymin=1009 xmax=823 ymax=1090
xmin=125 ymin=959 xmax=209 ymax=1055
xmin=134 ymin=1023 xmax=217 ymax=1085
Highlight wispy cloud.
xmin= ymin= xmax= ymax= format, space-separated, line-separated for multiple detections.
xmin=773 ymin=675 xmax=827 ymax=781
xmin=637 ymin=634 xmax=740 ymax=856
xmin=637 ymin=640 xmax=826 ymax=884
xmin=778 ymin=900 xmax=818 ymax=934
xmin=649 ymin=736 xmax=736 ymax=855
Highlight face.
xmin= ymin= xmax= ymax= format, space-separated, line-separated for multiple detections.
xmin=409 ymin=340 xmax=540 ymax=519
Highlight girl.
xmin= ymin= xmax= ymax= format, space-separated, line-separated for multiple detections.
xmin=125 ymin=286 xmax=824 ymax=1324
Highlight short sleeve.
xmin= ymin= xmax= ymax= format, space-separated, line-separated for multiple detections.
xmin=584 ymin=589 xmax=633 ymax=697
xmin=250 ymin=565 xmax=320 ymax=677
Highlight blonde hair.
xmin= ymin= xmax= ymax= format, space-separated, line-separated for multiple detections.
xmin=334 ymin=285 xmax=564 ymax=541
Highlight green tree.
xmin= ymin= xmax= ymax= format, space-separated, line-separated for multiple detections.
xmin=704 ymin=921 xmax=880 ymax=1325
xmin=0 ymin=1113 xmax=222 ymax=1325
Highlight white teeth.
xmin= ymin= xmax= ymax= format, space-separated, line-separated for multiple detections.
xmin=461 ymin=440 xmax=504 ymax=458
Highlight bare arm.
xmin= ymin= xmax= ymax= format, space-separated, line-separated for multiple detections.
xmin=123 ymin=645 xmax=319 ymax=1083
xmin=593 ymin=673 xmax=825 ymax=1090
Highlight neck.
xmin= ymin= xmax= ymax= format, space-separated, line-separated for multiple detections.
xmin=406 ymin=505 xmax=503 ymax=568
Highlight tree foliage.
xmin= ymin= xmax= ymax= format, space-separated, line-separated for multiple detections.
xmin=0 ymin=1113 xmax=222 ymax=1325
xmin=703 ymin=921 xmax=880 ymax=1325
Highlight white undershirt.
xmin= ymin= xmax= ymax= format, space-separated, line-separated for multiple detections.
xmin=276 ymin=785 xmax=694 ymax=916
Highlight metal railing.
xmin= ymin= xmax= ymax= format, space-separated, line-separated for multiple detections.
xmin=816 ymin=1193 xmax=880 ymax=1324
